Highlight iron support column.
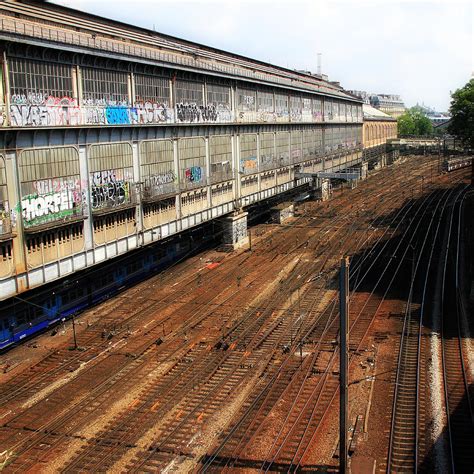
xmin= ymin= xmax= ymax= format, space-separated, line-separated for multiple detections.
xmin=339 ymin=256 xmax=349 ymax=474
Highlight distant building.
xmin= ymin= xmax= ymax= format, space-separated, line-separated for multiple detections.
xmin=348 ymin=91 xmax=406 ymax=118
xmin=347 ymin=90 xmax=371 ymax=104
xmin=368 ymin=94 xmax=406 ymax=118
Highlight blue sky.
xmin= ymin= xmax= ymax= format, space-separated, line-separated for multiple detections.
xmin=52 ymin=0 xmax=473 ymax=112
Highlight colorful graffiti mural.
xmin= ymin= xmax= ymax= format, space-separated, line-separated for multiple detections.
xmin=184 ymin=166 xmax=203 ymax=183
xmin=240 ymin=156 xmax=258 ymax=173
xmin=20 ymin=177 xmax=83 ymax=227
xmin=5 ymin=92 xmax=356 ymax=127
xmin=90 ymin=170 xmax=132 ymax=210
xmin=21 ymin=190 xmax=79 ymax=225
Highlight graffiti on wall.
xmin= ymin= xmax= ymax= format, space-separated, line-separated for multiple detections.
xmin=232 ymin=218 xmax=247 ymax=244
xmin=290 ymin=110 xmax=302 ymax=122
xmin=90 ymin=169 xmax=132 ymax=210
xmin=237 ymin=111 xmax=257 ymax=123
xmin=144 ymin=170 xmax=176 ymax=197
xmin=278 ymin=151 xmax=290 ymax=166
xmin=275 ymin=108 xmax=289 ymax=123
xmin=21 ymin=178 xmax=83 ymax=227
xmin=176 ymin=103 xmax=231 ymax=123
xmin=10 ymin=94 xmax=81 ymax=127
xmin=256 ymin=112 xmax=277 ymax=123
xmin=83 ymin=99 xmax=173 ymax=126
xmin=312 ymin=110 xmax=323 ymax=122
xmin=302 ymin=99 xmax=312 ymax=122
xmin=291 ymin=149 xmax=302 ymax=161
xmin=83 ymin=99 xmax=127 ymax=126
xmin=132 ymin=102 xmax=173 ymax=124
xmin=184 ymin=166 xmax=203 ymax=184
xmin=240 ymin=156 xmax=257 ymax=173
xmin=260 ymin=154 xmax=276 ymax=169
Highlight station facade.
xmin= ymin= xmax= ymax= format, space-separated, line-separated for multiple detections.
xmin=0 ymin=0 xmax=364 ymax=302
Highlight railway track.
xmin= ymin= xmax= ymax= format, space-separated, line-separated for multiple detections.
xmin=65 ymin=160 xmax=428 ymax=474
xmin=1 ymin=155 xmax=463 ymax=473
xmin=440 ymin=189 xmax=474 ymax=472
xmin=387 ymin=184 xmax=471 ymax=472
xmin=258 ymin=181 xmax=451 ymax=471
xmin=62 ymin=190 xmax=381 ymax=472
xmin=196 ymin=160 xmax=445 ymax=472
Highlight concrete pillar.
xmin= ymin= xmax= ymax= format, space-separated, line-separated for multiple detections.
xmin=319 ymin=178 xmax=331 ymax=201
xmin=312 ymin=177 xmax=331 ymax=201
xmin=270 ymin=202 xmax=294 ymax=224
xmin=219 ymin=211 xmax=249 ymax=250
xmin=359 ymin=162 xmax=368 ymax=180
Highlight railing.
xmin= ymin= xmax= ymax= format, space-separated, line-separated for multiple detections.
xmin=179 ymin=178 xmax=208 ymax=192
xmin=142 ymin=182 xmax=178 ymax=201
xmin=209 ymin=169 xmax=235 ymax=185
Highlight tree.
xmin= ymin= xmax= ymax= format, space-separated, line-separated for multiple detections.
xmin=448 ymin=79 xmax=474 ymax=149
xmin=397 ymin=107 xmax=433 ymax=137
xmin=397 ymin=112 xmax=416 ymax=136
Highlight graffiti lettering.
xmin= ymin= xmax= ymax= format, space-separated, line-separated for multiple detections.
xmin=91 ymin=181 xmax=130 ymax=209
xmin=84 ymin=107 xmax=106 ymax=125
xmin=22 ymin=189 xmax=78 ymax=225
xmin=92 ymin=170 xmax=118 ymax=186
xmin=132 ymin=102 xmax=172 ymax=124
xmin=290 ymin=110 xmax=302 ymax=122
xmin=144 ymin=171 xmax=176 ymax=197
xmin=291 ymin=149 xmax=302 ymax=160
xmin=90 ymin=169 xmax=132 ymax=209
xmin=176 ymin=102 xmax=231 ymax=123
xmin=146 ymin=171 xmax=175 ymax=187
xmin=10 ymin=96 xmax=80 ymax=127
xmin=32 ymin=178 xmax=82 ymax=195
xmin=184 ymin=166 xmax=203 ymax=183
xmin=11 ymin=93 xmax=48 ymax=106
xmin=261 ymin=154 xmax=276 ymax=167
xmin=105 ymin=106 xmax=130 ymax=125
xmin=242 ymin=95 xmax=255 ymax=106
xmin=232 ymin=219 xmax=247 ymax=243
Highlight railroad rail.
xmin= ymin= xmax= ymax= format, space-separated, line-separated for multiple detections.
xmin=440 ymin=189 xmax=474 ymax=472
xmin=0 ymin=156 xmax=469 ymax=473
xmin=196 ymin=159 xmax=450 ymax=472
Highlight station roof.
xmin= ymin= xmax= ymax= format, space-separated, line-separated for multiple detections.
xmin=1 ymin=0 xmax=362 ymax=103
xmin=363 ymin=104 xmax=397 ymax=121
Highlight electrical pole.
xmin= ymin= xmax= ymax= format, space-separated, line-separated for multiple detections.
xmin=71 ymin=312 xmax=78 ymax=350
xmin=339 ymin=256 xmax=349 ymax=474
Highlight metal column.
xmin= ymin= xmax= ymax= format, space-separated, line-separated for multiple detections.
xmin=339 ymin=256 xmax=349 ymax=474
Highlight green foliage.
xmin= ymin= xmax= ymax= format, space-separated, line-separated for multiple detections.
xmin=397 ymin=113 xmax=416 ymax=136
xmin=448 ymin=79 xmax=474 ymax=148
xmin=397 ymin=107 xmax=433 ymax=137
